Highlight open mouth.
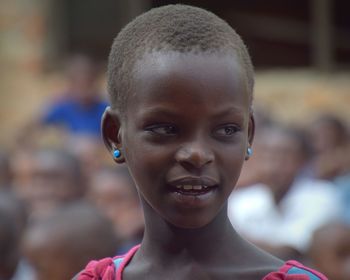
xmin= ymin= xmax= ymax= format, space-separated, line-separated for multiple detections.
xmin=168 ymin=177 xmax=219 ymax=196
xmin=170 ymin=184 xmax=218 ymax=195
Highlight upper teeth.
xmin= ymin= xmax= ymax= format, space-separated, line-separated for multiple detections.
xmin=176 ymin=185 xmax=208 ymax=190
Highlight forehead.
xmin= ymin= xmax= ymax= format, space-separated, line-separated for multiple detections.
xmin=135 ymin=51 xmax=246 ymax=86
xmin=129 ymin=51 xmax=249 ymax=109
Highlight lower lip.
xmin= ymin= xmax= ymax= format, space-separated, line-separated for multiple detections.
xmin=169 ymin=188 xmax=217 ymax=208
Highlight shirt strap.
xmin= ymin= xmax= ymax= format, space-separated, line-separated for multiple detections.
xmin=113 ymin=257 xmax=125 ymax=270
xmin=283 ymin=260 xmax=327 ymax=279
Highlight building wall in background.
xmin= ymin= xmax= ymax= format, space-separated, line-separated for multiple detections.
xmin=0 ymin=0 xmax=349 ymax=147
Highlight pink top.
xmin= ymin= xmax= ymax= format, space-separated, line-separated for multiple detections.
xmin=78 ymin=245 xmax=327 ymax=280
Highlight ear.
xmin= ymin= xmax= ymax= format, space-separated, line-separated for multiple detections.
xmin=101 ymin=107 xmax=125 ymax=163
xmin=245 ymin=112 xmax=255 ymax=160
xmin=248 ymin=112 xmax=255 ymax=146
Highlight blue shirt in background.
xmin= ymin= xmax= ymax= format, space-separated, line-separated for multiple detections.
xmin=42 ymin=99 xmax=108 ymax=137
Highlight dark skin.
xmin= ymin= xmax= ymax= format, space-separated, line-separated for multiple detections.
xmin=102 ymin=52 xmax=282 ymax=279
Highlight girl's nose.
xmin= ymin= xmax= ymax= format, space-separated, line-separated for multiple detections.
xmin=175 ymin=141 xmax=214 ymax=170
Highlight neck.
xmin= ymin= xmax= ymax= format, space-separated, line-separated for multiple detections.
xmin=138 ymin=199 xmax=242 ymax=264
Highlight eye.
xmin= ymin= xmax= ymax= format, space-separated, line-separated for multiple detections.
xmin=145 ymin=124 xmax=178 ymax=136
xmin=213 ymin=124 xmax=240 ymax=137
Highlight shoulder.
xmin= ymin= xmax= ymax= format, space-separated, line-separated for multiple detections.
xmin=263 ymin=260 xmax=328 ymax=280
xmin=74 ymin=257 xmax=117 ymax=280
xmin=73 ymin=245 xmax=140 ymax=280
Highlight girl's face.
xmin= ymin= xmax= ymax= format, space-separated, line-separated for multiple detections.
xmin=104 ymin=52 xmax=254 ymax=229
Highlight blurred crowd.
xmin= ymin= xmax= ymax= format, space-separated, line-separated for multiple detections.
xmin=0 ymin=55 xmax=144 ymax=280
xmin=0 ymin=54 xmax=349 ymax=280
xmin=229 ymin=110 xmax=350 ymax=280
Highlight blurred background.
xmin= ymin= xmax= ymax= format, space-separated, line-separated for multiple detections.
xmin=0 ymin=0 xmax=349 ymax=279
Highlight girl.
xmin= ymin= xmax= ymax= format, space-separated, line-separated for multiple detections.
xmin=77 ymin=4 xmax=327 ymax=280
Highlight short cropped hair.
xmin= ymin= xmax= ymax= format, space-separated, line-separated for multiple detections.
xmin=107 ymin=4 xmax=254 ymax=115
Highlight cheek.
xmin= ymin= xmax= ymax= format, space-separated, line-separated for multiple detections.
xmin=217 ymin=143 xmax=246 ymax=184
xmin=123 ymin=136 xmax=172 ymax=185
xmin=126 ymin=145 xmax=164 ymax=168
xmin=220 ymin=137 xmax=246 ymax=159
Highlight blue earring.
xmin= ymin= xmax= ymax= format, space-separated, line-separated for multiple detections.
xmin=247 ymin=147 xmax=253 ymax=157
xmin=113 ymin=149 xmax=121 ymax=159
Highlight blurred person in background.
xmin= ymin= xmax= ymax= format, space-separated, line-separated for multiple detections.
xmin=0 ymin=190 xmax=34 ymax=280
xmin=338 ymin=149 xmax=350 ymax=223
xmin=309 ymin=222 xmax=350 ymax=280
xmin=39 ymin=54 xmax=107 ymax=138
xmin=17 ymin=54 xmax=107 ymax=148
xmin=0 ymin=151 xmax=12 ymax=189
xmin=306 ymin=115 xmax=350 ymax=279
xmin=228 ymin=123 xmax=340 ymax=260
xmin=67 ymin=135 xmax=109 ymax=179
xmin=0 ymin=206 xmax=21 ymax=280
xmin=22 ymin=202 xmax=119 ymax=280
xmin=308 ymin=114 xmax=350 ymax=223
xmin=309 ymin=114 xmax=349 ymax=181
xmin=87 ymin=165 xmax=144 ymax=254
xmin=0 ymin=190 xmax=27 ymax=240
xmin=11 ymin=148 xmax=85 ymax=222
xmin=10 ymin=149 xmax=36 ymax=205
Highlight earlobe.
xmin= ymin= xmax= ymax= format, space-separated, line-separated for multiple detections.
xmin=101 ymin=107 xmax=125 ymax=163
